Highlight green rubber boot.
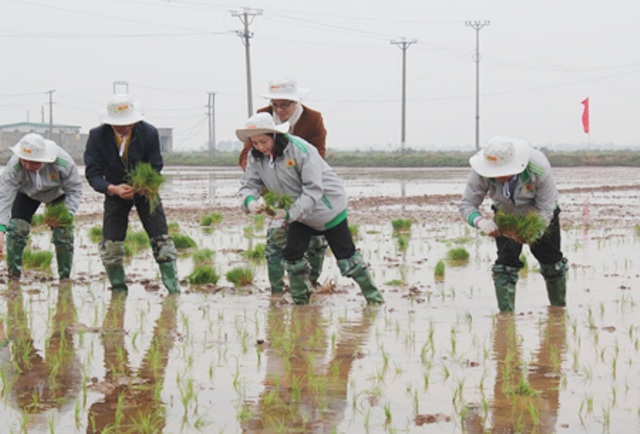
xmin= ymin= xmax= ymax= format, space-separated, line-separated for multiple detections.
xmin=285 ymin=259 xmax=312 ymax=305
xmin=265 ymin=227 xmax=287 ymax=294
xmin=52 ymin=226 xmax=74 ymax=280
xmin=158 ymin=261 xmax=180 ymax=294
xmin=337 ymin=252 xmax=385 ymax=304
xmin=100 ymin=240 xmax=128 ymax=293
xmin=6 ymin=218 xmax=30 ymax=279
xmin=492 ymin=264 xmax=520 ymax=312
xmin=539 ymin=258 xmax=568 ymax=307
xmin=306 ymin=235 xmax=328 ymax=287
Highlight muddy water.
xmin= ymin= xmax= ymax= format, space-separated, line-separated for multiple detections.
xmin=0 ymin=166 xmax=639 ymax=433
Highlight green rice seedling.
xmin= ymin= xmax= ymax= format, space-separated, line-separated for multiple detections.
xmin=396 ymin=234 xmax=410 ymax=252
xmin=200 ymin=212 xmax=223 ymax=227
xmin=447 ymin=247 xmax=470 ymax=263
xmin=495 ymin=210 xmax=547 ymax=244
xmin=192 ymin=248 xmax=215 ymax=265
xmin=263 ymin=191 xmax=293 ymax=216
xmin=172 ymin=233 xmax=197 ymax=250
xmin=126 ymin=162 xmax=165 ymax=214
xmin=43 ymin=202 xmax=73 ymax=228
xmin=391 ymin=218 xmax=412 ymax=233
xmin=31 ymin=213 xmax=45 ymax=226
xmin=226 ymin=267 xmax=254 ymax=287
xmin=519 ymin=253 xmax=529 ymax=275
xmin=635 ymin=224 xmax=640 ymax=236
xmin=125 ymin=230 xmax=150 ymax=255
xmin=168 ymin=221 xmax=181 ymax=234
xmin=88 ymin=226 xmax=102 ymax=244
xmin=253 ymin=214 xmax=265 ymax=230
xmin=434 ymin=260 xmax=446 ymax=280
xmin=243 ymin=243 xmax=265 ymax=260
xmin=23 ymin=248 xmax=53 ymax=270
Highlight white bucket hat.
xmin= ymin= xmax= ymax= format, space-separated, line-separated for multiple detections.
xmin=11 ymin=133 xmax=57 ymax=163
xmin=100 ymin=94 xmax=144 ymax=126
xmin=469 ymin=136 xmax=531 ymax=178
xmin=236 ymin=113 xmax=290 ymax=142
xmin=260 ymin=76 xmax=310 ymax=102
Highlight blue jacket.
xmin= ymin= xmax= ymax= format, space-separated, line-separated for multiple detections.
xmin=84 ymin=121 xmax=163 ymax=194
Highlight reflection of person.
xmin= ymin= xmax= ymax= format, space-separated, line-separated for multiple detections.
xmin=460 ymin=136 xmax=568 ymax=312
xmin=465 ymin=309 xmax=566 ymax=432
xmin=84 ymin=94 xmax=179 ymax=294
xmin=242 ymin=305 xmax=376 ymax=431
xmin=87 ymin=292 xmax=179 ymax=433
xmin=0 ymin=133 xmax=82 ymax=280
xmin=3 ymin=280 xmax=81 ymax=416
xmin=239 ymin=76 xmax=328 ymax=293
xmin=237 ymin=113 xmax=384 ymax=304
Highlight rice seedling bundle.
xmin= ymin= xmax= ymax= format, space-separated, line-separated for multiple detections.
xmin=495 ymin=210 xmax=546 ymax=244
xmin=263 ymin=191 xmax=293 ymax=216
xmin=43 ymin=202 xmax=73 ymax=228
xmin=126 ymin=162 xmax=165 ymax=214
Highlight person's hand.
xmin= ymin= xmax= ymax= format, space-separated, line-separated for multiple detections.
xmin=247 ymin=200 xmax=265 ymax=214
xmin=0 ymin=231 xmax=4 ymax=255
xmin=272 ymin=209 xmax=288 ymax=220
xmin=109 ymin=184 xmax=135 ymax=200
xmin=477 ymin=218 xmax=499 ymax=236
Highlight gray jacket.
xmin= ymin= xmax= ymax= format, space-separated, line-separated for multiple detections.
xmin=460 ymin=147 xmax=558 ymax=228
xmin=0 ymin=146 xmax=82 ymax=227
xmin=240 ymin=135 xmax=348 ymax=231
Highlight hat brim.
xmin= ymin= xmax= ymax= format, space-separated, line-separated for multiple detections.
xmin=236 ymin=124 xmax=290 ymax=142
xmin=100 ymin=109 xmax=144 ymax=126
xmin=260 ymin=87 xmax=310 ymax=102
xmin=469 ymin=140 xmax=531 ymax=178
xmin=10 ymin=140 xmax=57 ymax=163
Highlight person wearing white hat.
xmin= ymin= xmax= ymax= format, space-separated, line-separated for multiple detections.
xmin=84 ymin=94 xmax=179 ymax=294
xmin=0 ymin=133 xmax=82 ymax=280
xmin=238 ymin=76 xmax=329 ymax=294
xmin=237 ymin=113 xmax=384 ymax=305
xmin=460 ymin=136 xmax=568 ymax=312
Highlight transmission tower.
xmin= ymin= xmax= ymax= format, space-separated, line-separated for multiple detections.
xmin=232 ymin=7 xmax=263 ymax=117
xmin=465 ymin=20 xmax=490 ymax=150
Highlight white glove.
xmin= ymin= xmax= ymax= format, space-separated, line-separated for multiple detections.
xmin=273 ymin=209 xmax=288 ymax=220
xmin=477 ymin=218 xmax=499 ymax=236
xmin=247 ymin=200 xmax=264 ymax=214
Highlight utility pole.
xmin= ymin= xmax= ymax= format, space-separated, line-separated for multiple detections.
xmin=465 ymin=20 xmax=490 ymax=150
xmin=45 ymin=89 xmax=56 ymax=139
xmin=232 ymin=7 xmax=262 ymax=117
xmin=207 ymin=92 xmax=216 ymax=157
xmin=390 ymin=37 xmax=416 ymax=153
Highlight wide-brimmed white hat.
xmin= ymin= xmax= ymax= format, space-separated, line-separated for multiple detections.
xmin=469 ymin=136 xmax=531 ymax=178
xmin=100 ymin=94 xmax=144 ymax=126
xmin=260 ymin=76 xmax=310 ymax=102
xmin=236 ymin=113 xmax=290 ymax=142
xmin=11 ymin=133 xmax=57 ymax=163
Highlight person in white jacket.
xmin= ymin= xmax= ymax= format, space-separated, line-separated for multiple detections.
xmin=459 ymin=136 xmax=567 ymax=312
xmin=237 ymin=113 xmax=384 ymax=305
xmin=0 ymin=133 xmax=82 ymax=280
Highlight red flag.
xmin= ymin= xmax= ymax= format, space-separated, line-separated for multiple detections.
xmin=581 ymin=97 xmax=589 ymax=133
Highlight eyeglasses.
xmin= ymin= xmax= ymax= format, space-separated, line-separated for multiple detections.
xmin=271 ymin=100 xmax=295 ymax=110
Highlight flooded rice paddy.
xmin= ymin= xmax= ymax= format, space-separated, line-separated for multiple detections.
xmin=0 ymin=166 xmax=639 ymax=433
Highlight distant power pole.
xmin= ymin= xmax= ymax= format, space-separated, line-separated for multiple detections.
xmin=207 ymin=92 xmax=216 ymax=157
xmin=113 ymin=80 xmax=130 ymax=94
xmin=465 ymin=20 xmax=490 ymax=150
xmin=232 ymin=7 xmax=262 ymax=117
xmin=45 ymin=89 xmax=56 ymax=139
xmin=391 ymin=38 xmax=416 ymax=153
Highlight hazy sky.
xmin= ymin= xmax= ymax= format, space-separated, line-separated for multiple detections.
xmin=1 ymin=0 xmax=639 ymax=152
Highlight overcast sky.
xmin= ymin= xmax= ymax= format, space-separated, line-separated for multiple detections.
xmin=1 ymin=0 xmax=639 ymax=152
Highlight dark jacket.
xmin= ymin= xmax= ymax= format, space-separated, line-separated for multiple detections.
xmin=84 ymin=121 xmax=163 ymax=194
xmin=238 ymin=105 xmax=326 ymax=170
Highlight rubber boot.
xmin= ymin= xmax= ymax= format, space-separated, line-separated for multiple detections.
xmin=285 ymin=259 xmax=312 ymax=305
xmin=6 ymin=218 xmax=30 ymax=279
xmin=52 ymin=226 xmax=74 ymax=280
xmin=306 ymin=235 xmax=328 ymax=287
xmin=158 ymin=261 xmax=180 ymax=294
xmin=492 ymin=264 xmax=520 ymax=312
xmin=265 ymin=227 xmax=287 ymax=294
xmin=100 ymin=240 xmax=128 ymax=293
xmin=151 ymin=235 xmax=180 ymax=294
xmin=539 ymin=258 xmax=568 ymax=307
xmin=337 ymin=252 xmax=385 ymax=304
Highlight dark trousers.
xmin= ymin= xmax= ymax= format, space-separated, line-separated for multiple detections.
xmin=495 ymin=208 xmax=563 ymax=268
xmin=103 ymin=194 xmax=168 ymax=241
xmin=283 ymin=219 xmax=355 ymax=262
xmin=11 ymin=192 xmax=65 ymax=222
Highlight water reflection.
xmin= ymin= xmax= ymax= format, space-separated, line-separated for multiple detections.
xmin=466 ymin=308 xmax=567 ymax=433
xmin=1 ymin=281 xmax=80 ymax=419
xmin=87 ymin=293 xmax=178 ymax=433
xmin=242 ymin=305 xmax=377 ymax=432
